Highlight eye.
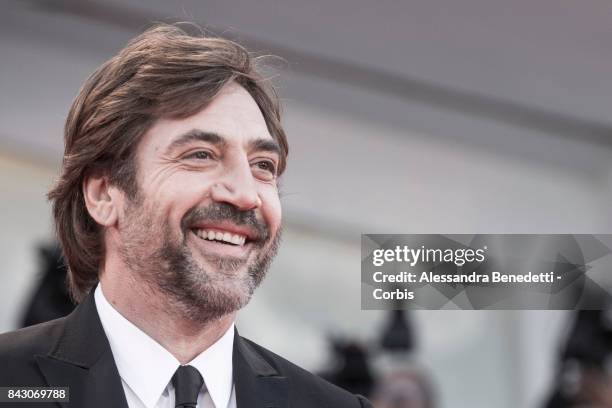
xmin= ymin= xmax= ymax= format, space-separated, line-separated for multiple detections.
xmin=252 ymin=160 xmax=277 ymax=180
xmin=256 ymin=161 xmax=275 ymax=172
xmin=185 ymin=150 xmax=212 ymax=160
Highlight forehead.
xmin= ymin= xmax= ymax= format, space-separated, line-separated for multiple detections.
xmin=142 ymin=82 xmax=273 ymax=152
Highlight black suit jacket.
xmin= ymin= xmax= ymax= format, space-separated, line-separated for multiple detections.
xmin=0 ymin=291 xmax=372 ymax=408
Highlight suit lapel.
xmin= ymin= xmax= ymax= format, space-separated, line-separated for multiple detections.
xmin=34 ymin=291 xmax=288 ymax=408
xmin=35 ymin=289 xmax=128 ymax=408
xmin=233 ymin=332 xmax=288 ymax=408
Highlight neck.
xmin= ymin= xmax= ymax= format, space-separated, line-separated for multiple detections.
xmin=98 ymin=270 xmax=235 ymax=364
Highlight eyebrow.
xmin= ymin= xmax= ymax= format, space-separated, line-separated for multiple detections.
xmin=164 ymin=129 xmax=227 ymax=155
xmin=248 ymin=138 xmax=281 ymax=156
xmin=165 ymin=128 xmax=281 ymax=157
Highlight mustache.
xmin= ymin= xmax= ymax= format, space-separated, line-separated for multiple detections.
xmin=181 ymin=202 xmax=269 ymax=242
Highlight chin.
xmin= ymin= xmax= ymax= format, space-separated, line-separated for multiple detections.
xmin=176 ymin=281 xmax=254 ymax=324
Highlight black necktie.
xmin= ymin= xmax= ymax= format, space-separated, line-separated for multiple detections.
xmin=172 ymin=365 xmax=205 ymax=408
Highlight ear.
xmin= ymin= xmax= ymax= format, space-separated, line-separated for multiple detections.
xmin=82 ymin=172 xmax=121 ymax=227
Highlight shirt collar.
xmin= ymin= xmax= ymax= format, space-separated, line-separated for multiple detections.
xmin=187 ymin=325 xmax=234 ymax=408
xmin=95 ymin=284 xmax=235 ymax=408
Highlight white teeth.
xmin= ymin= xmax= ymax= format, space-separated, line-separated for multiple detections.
xmin=194 ymin=229 xmax=247 ymax=246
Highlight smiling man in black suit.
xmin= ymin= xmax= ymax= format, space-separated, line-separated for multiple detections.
xmin=0 ymin=24 xmax=372 ymax=408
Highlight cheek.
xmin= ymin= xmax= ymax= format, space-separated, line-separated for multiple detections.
xmin=142 ymin=177 xmax=214 ymax=224
xmin=261 ymin=189 xmax=282 ymax=232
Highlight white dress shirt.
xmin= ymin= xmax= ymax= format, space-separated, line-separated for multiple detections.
xmin=94 ymin=285 xmax=237 ymax=408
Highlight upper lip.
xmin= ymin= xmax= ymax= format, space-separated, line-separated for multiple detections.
xmin=190 ymin=221 xmax=258 ymax=241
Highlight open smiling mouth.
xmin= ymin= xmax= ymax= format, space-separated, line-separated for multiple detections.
xmin=191 ymin=228 xmax=249 ymax=247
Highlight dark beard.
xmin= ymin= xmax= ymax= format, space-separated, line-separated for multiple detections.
xmin=119 ymin=200 xmax=281 ymax=324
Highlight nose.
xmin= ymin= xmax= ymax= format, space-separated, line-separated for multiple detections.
xmin=210 ymin=158 xmax=262 ymax=211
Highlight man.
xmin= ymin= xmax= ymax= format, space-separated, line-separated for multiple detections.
xmin=0 ymin=25 xmax=372 ymax=408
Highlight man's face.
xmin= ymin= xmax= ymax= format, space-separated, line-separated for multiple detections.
xmin=116 ymin=83 xmax=282 ymax=323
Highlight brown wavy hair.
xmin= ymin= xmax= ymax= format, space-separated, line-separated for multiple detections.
xmin=48 ymin=24 xmax=288 ymax=302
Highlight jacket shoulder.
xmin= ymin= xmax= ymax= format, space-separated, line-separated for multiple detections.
xmin=0 ymin=318 xmax=67 ymax=384
xmin=0 ymin=318 xmax=66 ymax=356
xmin=240 ymin=337 xmax=372 ymax=408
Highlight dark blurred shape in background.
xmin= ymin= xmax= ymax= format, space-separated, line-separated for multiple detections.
xmin=320 ymin=308 xmax=436 ymax=407
xmin=544 ymin=305 xmax=612 ymax=407
xmin=372 ymin=370 xmax=435 ymax=408
xmin=320 ymin=339 xmax=375 ymax=398
xmin=373 ymin=308 xmax=435 ymax=408
xmin=21 ymin=243 xmax=75 ymax=327
xmin=381 ymin=309 xmax=414 ymax=353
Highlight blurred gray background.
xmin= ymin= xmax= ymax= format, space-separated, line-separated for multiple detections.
xmin=2 ymin=1 xmax=612 ymax=407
